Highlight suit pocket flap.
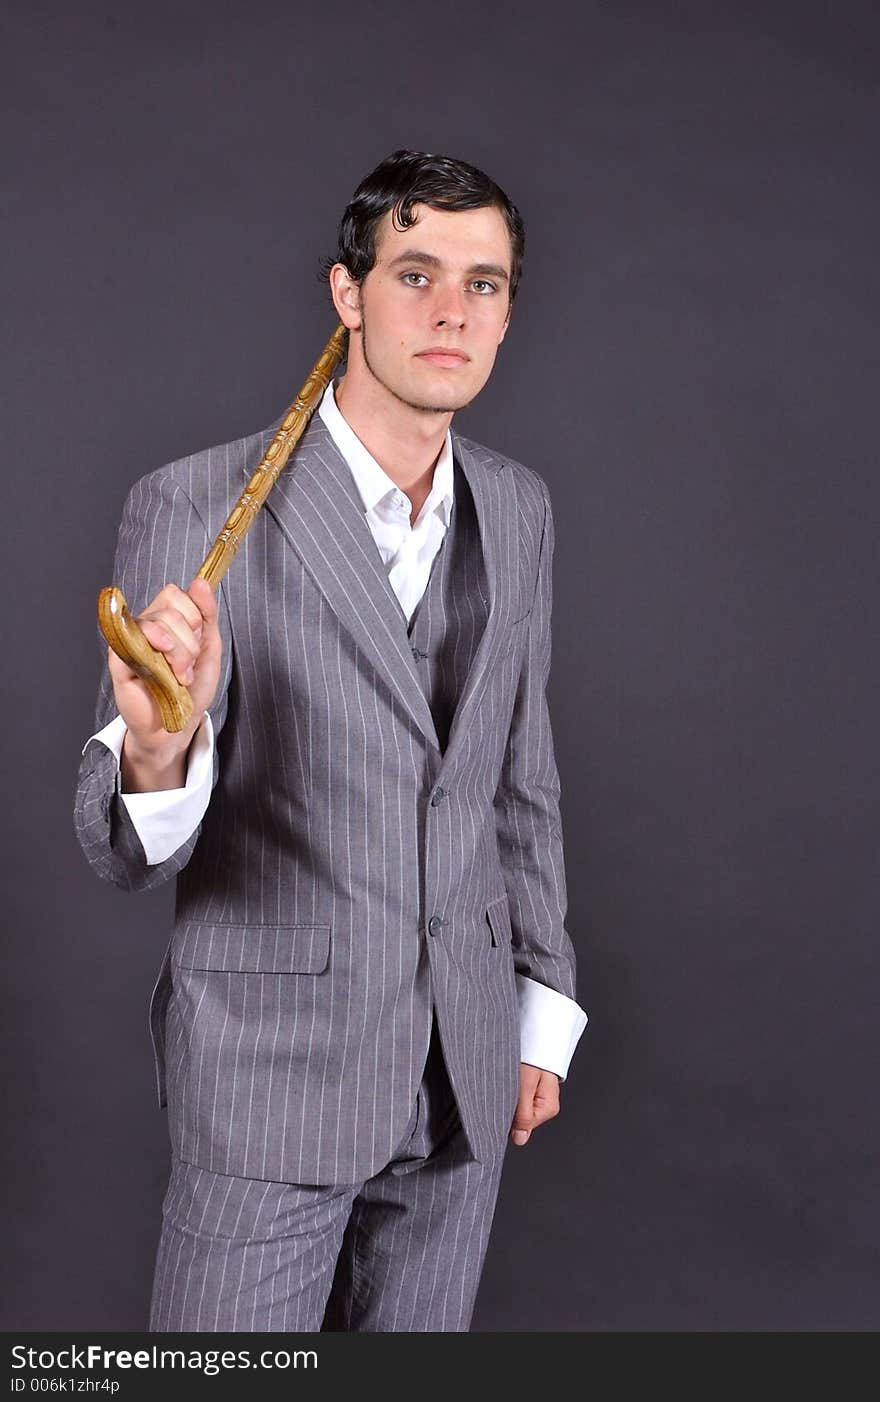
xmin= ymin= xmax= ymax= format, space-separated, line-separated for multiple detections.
xmin=485 ymin=896 xmax=513 ymax=947
xmin=173 ymin=922 xmax=331 ymax=973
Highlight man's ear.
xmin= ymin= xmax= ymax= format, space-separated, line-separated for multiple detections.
xmin=329 ymin=263 xmax=363 ymax=331
xmin=498 ymin=304 xmax=512 ymax=343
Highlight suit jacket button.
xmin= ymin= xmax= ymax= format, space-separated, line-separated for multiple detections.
xmin=430 ymin=787 xmax=446 ymax=806
xmin=428 ymin=916 xmax=445 ymax=936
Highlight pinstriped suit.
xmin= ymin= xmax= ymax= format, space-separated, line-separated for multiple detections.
xmin=74 ymin=403 xmax=583 ymax=1324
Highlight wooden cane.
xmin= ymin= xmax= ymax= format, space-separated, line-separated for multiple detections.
xmin=97 ymin=323 xmax=349 ymax=733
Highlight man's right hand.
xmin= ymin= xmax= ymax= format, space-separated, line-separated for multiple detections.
xmin=108 ymin=576 xmax=223 ymax=783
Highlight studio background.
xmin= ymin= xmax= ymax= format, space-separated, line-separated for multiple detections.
xmin=2 ymin=0 xmax=876 ymax=1331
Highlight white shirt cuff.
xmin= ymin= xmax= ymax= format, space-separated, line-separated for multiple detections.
xmin=82 ymin=712 xmax=215 ymax=865
xmin=516 ymin=973 xmax=588 ymax=1081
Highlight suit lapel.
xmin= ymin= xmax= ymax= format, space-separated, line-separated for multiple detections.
xmin=246 ymin=412 xmax=518 ymax=764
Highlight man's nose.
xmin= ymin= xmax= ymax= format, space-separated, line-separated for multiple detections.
xmin=432 ymin=284 xmax=466 ymax=328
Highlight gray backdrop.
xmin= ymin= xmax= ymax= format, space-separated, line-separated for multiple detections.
xmin=2 ymin=0 xmax=876 ymax=1331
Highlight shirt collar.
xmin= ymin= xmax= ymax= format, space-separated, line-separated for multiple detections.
xmin=317 ymin=375 xmax=454 ymax=527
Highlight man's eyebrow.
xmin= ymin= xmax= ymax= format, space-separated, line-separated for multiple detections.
xmin=386 ymin=250 xmax=510 ymax=282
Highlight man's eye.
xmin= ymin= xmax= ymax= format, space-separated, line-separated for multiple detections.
xmin=471 ymin=280 xmax=497 ymax=294
xmin=402 ymin=272 xmax=428 ymax=286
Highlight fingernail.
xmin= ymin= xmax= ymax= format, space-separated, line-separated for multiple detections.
xmin=512 ymin=1130 xmax=528 ymax=1145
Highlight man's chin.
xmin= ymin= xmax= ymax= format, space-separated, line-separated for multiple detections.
xmin=400 ymin=375 xmax=480 ymax=415
xmin=390 ymin=382 xmax=473 ymax=415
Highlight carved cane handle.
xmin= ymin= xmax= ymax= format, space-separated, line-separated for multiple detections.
xmin=97 ymin=584 xmax=195 ymax=733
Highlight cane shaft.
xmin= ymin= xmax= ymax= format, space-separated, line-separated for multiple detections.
xmin=196 ymin=323 xmax=348 ymax=589
xmin=97 ymin=323 xmax=348 ymax=734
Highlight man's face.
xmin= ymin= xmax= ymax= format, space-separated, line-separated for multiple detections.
xmin=344 ymin=202 xmax=514 ymax=414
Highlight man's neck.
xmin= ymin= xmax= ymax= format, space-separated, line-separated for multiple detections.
xmin=334 ymin=370 xmax=451 ymax=498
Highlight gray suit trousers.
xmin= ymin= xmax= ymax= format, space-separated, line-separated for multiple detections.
xmin=149 ymin=1014 xmax=507 ymax=1332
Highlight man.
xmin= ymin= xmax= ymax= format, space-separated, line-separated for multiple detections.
xmin=74 ymin=149 xmax=588 ymax=1332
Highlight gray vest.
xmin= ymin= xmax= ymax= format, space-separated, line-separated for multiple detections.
xmin=404 ymin=457 xmax=489 ymax=755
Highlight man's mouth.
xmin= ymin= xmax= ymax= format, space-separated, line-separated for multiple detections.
xmin=415 ymin=348 xmax=470 ymax=367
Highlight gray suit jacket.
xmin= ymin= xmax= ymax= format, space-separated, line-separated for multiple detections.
xmin=74 ymin=410 xmax=580 ymax=1185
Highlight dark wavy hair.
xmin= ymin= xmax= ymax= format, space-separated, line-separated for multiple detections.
xmin=319 ymin=148 xmax=525 ymax=306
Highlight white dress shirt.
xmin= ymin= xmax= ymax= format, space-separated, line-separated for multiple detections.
xmin=84 ymin=377 xmax=588 ymax=1078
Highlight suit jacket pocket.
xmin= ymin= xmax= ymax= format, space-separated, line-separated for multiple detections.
xmin=172 ymin=921 xmax=331 ymax=974
xmin=485 ymin=895 xmax=513 ymax=948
